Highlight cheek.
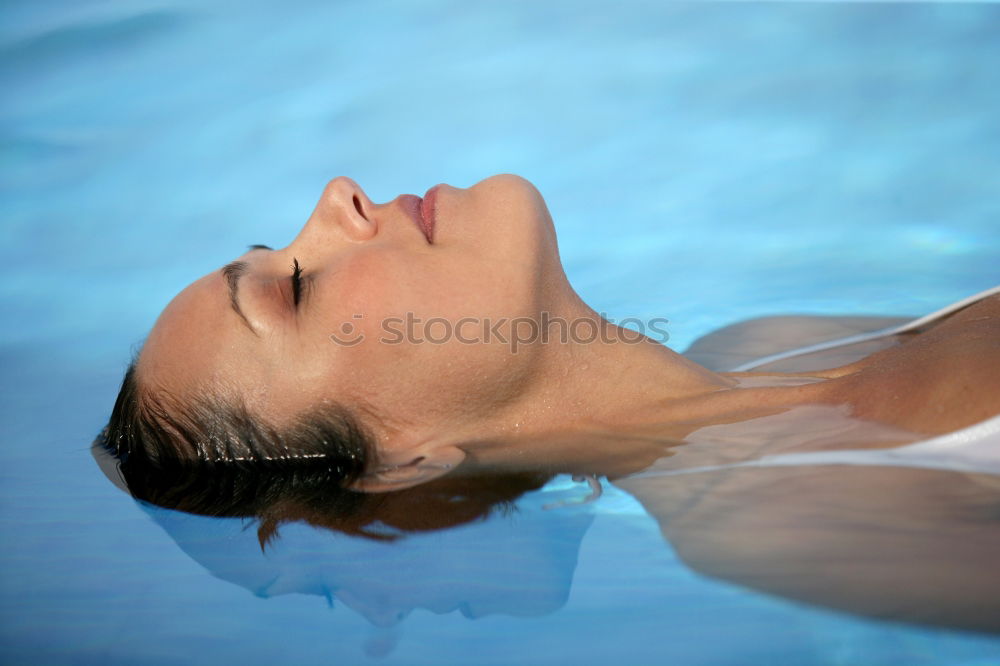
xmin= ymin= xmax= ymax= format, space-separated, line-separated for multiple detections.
xmin=336 ymin=246 xmax=541 ymax=334
xmin=315 ymin=239 xmax=550 ymax=428
xmin=357 ymin=343 xmax=533 ymax=430
xmin=327 ymin=306 xmax=540 ymax=430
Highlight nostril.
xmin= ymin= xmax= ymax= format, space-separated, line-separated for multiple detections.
xmin=353 ymin=194 xmax=366 ymax=219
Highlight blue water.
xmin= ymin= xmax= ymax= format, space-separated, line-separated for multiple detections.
xmin=2 ymin=1 xmax=999 ymax=663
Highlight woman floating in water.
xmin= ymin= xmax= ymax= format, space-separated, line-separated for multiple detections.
xmin=97 ymin=175 xmax=1000 ymax=633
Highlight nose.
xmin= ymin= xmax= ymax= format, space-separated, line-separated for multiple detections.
xmin=309 ymin=176 xmax=378 ymax=242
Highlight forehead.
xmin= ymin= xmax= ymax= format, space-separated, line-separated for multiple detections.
xmin=137 ymin=271 xmax=264 ymax=404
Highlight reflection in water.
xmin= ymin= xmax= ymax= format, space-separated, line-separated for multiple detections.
xmin=625 ymin=463 xmax=1000 ymax=634
xmin=138 ymin=478 xmax=595 ymax=628
xmin=94 ymin=437 xmax=597 ymax=650
xmin=618 ymin=408 xmax=1000 ymax=635
xmin=94 ymin=411 xmax=1000 ymax=641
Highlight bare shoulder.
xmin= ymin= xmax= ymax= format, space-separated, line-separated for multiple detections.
xmin=683 ymin=295 xmax=1000 ymax=433
xmin=824 ymin=295 xmax=1000 ymax=434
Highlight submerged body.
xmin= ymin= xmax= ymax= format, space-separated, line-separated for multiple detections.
xmin=614 ymin=294 xmax=1000 ymax=634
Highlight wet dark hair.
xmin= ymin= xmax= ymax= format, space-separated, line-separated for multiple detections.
xmin=98 ymin=360 xmax=550 ymax=545
xmin=100 ymin=359 xmax=374 ymax=533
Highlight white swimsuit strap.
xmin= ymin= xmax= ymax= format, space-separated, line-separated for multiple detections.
xmin=730 ymin=284 xmax=1000 ymax=372
xmin=630 ymin=413 xmax=1000 ymax=480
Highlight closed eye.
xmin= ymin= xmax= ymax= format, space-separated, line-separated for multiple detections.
xmin=291 ymin=258 xmax=304 ymax=307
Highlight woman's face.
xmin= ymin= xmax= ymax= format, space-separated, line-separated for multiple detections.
xmin=138 ymin=175 xmax=577 ymax=455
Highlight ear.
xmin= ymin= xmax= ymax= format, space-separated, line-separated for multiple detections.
xmin=350 ymin=444 xmax=466 ymax=493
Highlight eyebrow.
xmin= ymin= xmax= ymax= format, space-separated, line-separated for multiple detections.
xmin=221 ymin=260 xmax=259 ymax=337
xmin=221 ymin=246 xmax=273 ymax=336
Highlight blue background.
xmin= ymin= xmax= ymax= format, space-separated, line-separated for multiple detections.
xmin=2 ymin=1 xmax=998 ymax=663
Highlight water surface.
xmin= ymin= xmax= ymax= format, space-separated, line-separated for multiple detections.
xmin=2 ymin=1 xmax=999 ymax=663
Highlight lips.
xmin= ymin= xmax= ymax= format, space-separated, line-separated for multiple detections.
xmin=397 ymin=194 xmax=429 ymax=244
xmin=420 ymin=185 xmax=440 ymax=244
xmin=398 ymin=186 xmax=439 ymax=244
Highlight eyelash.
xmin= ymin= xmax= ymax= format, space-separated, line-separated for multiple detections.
xmin=291 ymin=258 xmax=304 ymax=306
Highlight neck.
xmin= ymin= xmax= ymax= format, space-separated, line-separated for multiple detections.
xmin=454 ymin=307 xmax=744 ymax=479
